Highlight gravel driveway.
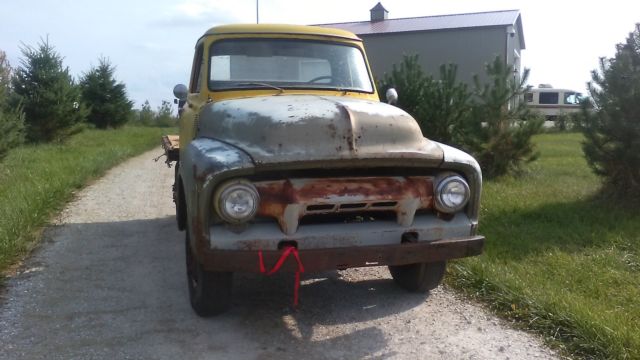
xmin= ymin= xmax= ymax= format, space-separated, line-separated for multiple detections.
xmin=0 ymin=149 xmax=559 ymax=360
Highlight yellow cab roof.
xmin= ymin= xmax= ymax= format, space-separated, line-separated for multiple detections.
xmin=203 ymin=24 xmax=362 ymax=41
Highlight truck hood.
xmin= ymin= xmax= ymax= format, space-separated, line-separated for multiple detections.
xmin=198 ymin=95 xmax=443 ymax=167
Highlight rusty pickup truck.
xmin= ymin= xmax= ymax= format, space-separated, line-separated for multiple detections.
xmin=162 ymin=24 xmax=484 ymax=316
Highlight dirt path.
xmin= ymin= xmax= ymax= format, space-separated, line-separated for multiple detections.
xmin=0 ymin=149 xmax=559 ymax=360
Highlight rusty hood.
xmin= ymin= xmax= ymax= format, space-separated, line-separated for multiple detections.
xmin=198 ymin=95 xmax=443 ymax=166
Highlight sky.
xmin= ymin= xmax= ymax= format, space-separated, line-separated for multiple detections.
xmin=1 ymin=0 xmax=639 ymax=109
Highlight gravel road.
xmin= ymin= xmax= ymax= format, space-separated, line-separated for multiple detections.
xmin=0 ymin=149 xmax=559 ymax=360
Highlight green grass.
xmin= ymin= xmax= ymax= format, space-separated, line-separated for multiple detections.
xmin=0 ymin=126 xmax=172 ymax=276
xmin=448 ymin=133 xmax=640 ymax=359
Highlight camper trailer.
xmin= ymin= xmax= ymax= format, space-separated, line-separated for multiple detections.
xmin=525 ymin=84 xmax=584 ymax=121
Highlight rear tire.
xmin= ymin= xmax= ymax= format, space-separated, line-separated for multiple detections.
xmin=389 ymin=261 xmax=446 ymax=292
xmin=185 ymin=230 xmax=232 ymax=316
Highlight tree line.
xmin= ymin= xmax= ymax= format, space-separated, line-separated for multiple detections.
xmin=0 ymin=38 xmax=175 ymax=160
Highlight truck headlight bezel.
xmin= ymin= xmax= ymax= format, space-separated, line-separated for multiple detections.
xmin=434 ymin=175 xmax=470 ymax=213
xmin=214 ymin=179 xmax=260 ymax=223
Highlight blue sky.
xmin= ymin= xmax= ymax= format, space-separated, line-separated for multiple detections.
xmin=1 ymin=0 xmax=638 ymax=110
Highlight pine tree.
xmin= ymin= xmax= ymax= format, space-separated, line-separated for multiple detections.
xmin=80 ymin=57 xmax=133 ymax=129
xmin=379 ymin=55 xmax=431 ymax=125
xmin=420 ymin=63 xmax=472 ymax=146
xmin=469 ymin=56 xmax=543 ymax=178
xmin=0 ymin=50 xmax=11 ymax=101
xmin=580 ymin=24 xmax=640 ymax=200
xmin=12 ymin=38 xmax=87 ymax=142
xmin=379 ymin=55 xmax=472 ymax=146
xmin=0 ymin=50 xmax=25 ymax=160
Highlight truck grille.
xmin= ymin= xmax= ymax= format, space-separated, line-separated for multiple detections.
xmin=254 ymin=176 xmax=434 ymax=235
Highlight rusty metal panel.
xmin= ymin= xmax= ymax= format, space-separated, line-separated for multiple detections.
xmin=201 ymin=235 xmax=485 ymax=272
xmin=254 ymin=176 xmax=433 ymax=235
xmin=209 ymin=211 xmax=473 ymax=251
xmin=197 ymin=95 xmax=444 ymax=167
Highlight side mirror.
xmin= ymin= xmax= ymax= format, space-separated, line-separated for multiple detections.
xmin=386 ymin=88 xmax=398 ymax=105
xmin=173 ymin=84 xmax=188 ymax=101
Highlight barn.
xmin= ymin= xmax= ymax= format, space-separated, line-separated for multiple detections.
xmin=319 ymin=3 xmax=526 ymax=86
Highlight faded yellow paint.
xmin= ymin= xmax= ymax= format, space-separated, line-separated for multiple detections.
xmin=179 ymin=24 xmax=380 ymax=150
xmin=202 ymin=24 xmax=362 ymax=41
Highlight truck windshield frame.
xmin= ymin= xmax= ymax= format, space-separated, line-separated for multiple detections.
xmin=207 ymin=38 xmax=374 ymax=94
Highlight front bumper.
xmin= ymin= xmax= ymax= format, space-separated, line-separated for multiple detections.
xmin=200 ymin=235 xmax=484 ymax=272
xmin=210 ymin=213 xmax=475 ymax=250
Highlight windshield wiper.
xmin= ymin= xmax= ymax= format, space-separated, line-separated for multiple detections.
xmin=234 ymin=82 xmax=285 ymax=94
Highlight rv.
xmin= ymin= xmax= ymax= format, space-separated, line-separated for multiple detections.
xmin=525 ymin=85 xmax=584 ymax=121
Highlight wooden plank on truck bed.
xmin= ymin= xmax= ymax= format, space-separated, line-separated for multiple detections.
xmin=161 ymin=135 xmax=180 ymax=162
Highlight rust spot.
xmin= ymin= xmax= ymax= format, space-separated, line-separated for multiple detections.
xmin=254 ymin=177 xmax=434 ymax=234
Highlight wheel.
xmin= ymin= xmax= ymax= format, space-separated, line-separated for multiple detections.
xmin=388 ymin=261 xmax=446 ymax=292
xmin=175 ymin=178 xmax=186 ymax=231
xmin=185 ymin=230 xmax=233 ymax=316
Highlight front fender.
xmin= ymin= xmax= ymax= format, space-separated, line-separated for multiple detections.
xmin=179 ymin=138 xmax=255 ymax=250
xmin=434 ymin=141 xmax=483 ymax=227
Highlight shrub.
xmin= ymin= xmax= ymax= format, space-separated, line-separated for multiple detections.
xmin=579 ymin=24 xmax=640 ymax=201
xmin=154 ymin=100 xmax=177 ymax=127
xmin=138 ymin=100 xmax=154 ymax=126
xmin=0 ymin=109 xmax=25 ymax=160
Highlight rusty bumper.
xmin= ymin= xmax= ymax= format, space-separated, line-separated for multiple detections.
xmin=200 ymin=235 xmax=484 ymax=272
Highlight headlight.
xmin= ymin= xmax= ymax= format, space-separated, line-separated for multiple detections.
xmin=434 ymin=175 xmax=470 ymax=213
xmin=214 ymin=180 xmax=260 ymax=223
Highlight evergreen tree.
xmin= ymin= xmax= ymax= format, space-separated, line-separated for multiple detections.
xmin=580 ymin=24 xmax=640 ymax=200
xmin=0 ymin=50 xmax=11 ymax=100
xmin=80 ymin=57 xmax=133 ymax=128
xmin=0 ymin=50 xmax=25 ymax=160
xmin=379 ymin=55 xmax=472 ymax=146
xmin=469 ymin=56 xmax=543 ymax=178
xmin=379 ymin=55 xmax=431 ymax=124
xmin=12 ymin=38 xmax=87 ymax=142
xmin=419 ymin=64 xmax=472 ymax=146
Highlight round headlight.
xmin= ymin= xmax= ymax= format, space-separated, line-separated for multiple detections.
xmin=435 ymin=175 xmax=470 ymax=213
xmin=214 ymin=180 xmax=260 ymax=223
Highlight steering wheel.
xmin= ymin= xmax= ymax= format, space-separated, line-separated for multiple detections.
xmin=307 ymin=75 xmax=334 ymax=83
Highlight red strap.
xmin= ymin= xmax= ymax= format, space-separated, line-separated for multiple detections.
xmin=258 ymin=246 xmax=305 ymax=306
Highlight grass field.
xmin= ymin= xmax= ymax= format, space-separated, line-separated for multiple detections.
xmin=0 ymin=126 xmax=172 ymax=277
xmin=449 ymin=133 xmax=640 ymax=359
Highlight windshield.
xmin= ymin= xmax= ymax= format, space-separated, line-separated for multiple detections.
xmin=563 ymin=92 xmax=584 ymax=105
xmin=208 ymin=39 xmax=374 ymax=93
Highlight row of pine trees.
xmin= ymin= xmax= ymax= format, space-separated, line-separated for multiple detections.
xmin=0 ymin=39 xmax=174 ymax=160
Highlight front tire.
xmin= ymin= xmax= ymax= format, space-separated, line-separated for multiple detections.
xmin=389 ymin=261 xmax=446 ymax=292
xmin=185 ymin=230 xmax=232 ymax=316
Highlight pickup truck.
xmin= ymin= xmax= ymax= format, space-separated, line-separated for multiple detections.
xmin=162 ymin=24 xmax=485 ymax=316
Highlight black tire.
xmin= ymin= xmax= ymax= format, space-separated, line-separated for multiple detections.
xmin=174 ymin=165 xmax=186 ymax=231
xmin=185 ymin=231 xmax=233 ymax=316
xmin=388 ymin=261 xmax=446 ymax=293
